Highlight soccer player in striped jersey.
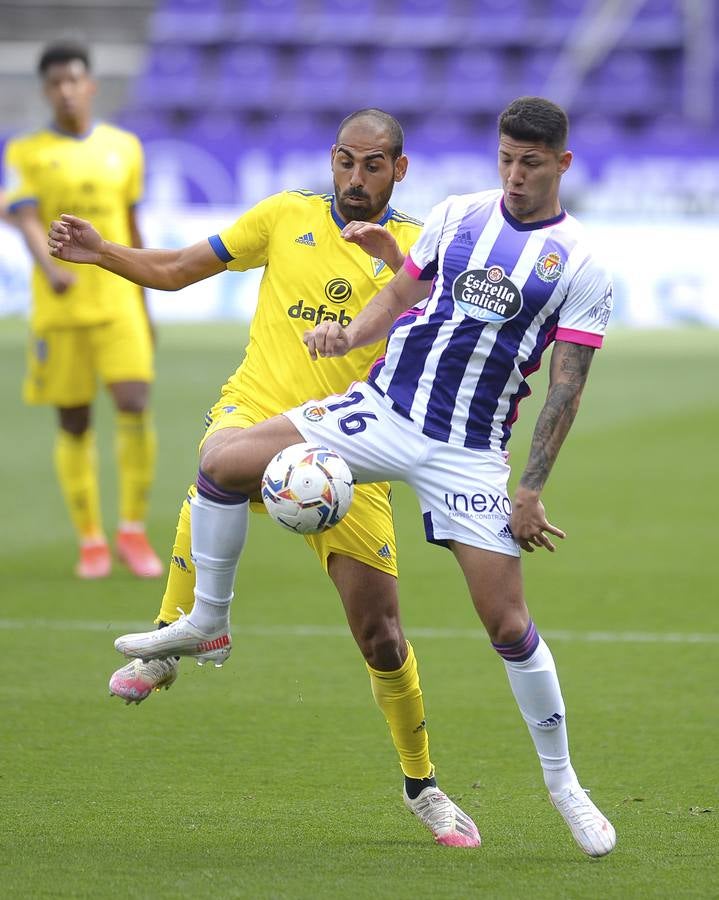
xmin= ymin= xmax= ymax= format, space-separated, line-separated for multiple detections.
xmin=49 ymin=109 xmax=480 ymax=848
xmin=74 ymin=96 xmax=618 ymax=858
xmin=3 ymin=42 xmax=161 ymax=579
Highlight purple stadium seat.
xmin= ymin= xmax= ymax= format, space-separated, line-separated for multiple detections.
xmin=438 ymin=49 xmax=508 ymax=113
xmin=577 ymin=51 xmax=658 ymax=115
xmin=149 ymin=0 xmax=226 ymax=42
xmin=519 ymin=50 xmax=558 ymax=98
xmin=158 ymin=0 xmax=223 ymax=7
xmin=639 ymin=114 xmax=707 ymax=155
xmin=361 ymin=48 xmax=429 ymax=113
xmin=239 ymin=0 xmax=301 ymax=39
xmin=540 ymin=0 xmax=588 ymax=14
xmin=630 ymin=0 xmax=682 ymax=26
xmin=407 ymin=114 xmax=481 ymax=155
xmin=569 ymin=114 xmax=624 ymax=153
xmin=317 ymin=0 xmax=378 ymax=15
xmin=212 ymin=45 xmax=280 ymax=110
xmin=469 ymin=0 xmax=531 ymax=22
xmin=244 ymin=0 xmax=298 ymax=11
xmin=262 ymin=112 xmax=329 ymax=154
xmin=289 ymin=46 xmax=354 ymax=109
xmin=394 ymin=0 xmax=452 ymax=15
xmin=131 ymin=45 xmax=208 ymax=110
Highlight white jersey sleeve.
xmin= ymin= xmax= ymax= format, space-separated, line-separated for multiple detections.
xmin=556 ymin=252 xmax=613 ymax=348
xmin=404 ymin=198 xmax=453 ymax=280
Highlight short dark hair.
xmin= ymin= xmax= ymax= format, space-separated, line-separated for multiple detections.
xmin=336 ymin=108 xmax=404 ymax=160
xmin=38 ymin=41 xmax=91 ymax=76
xmin=498 ymin=97 xmax=568 ymax=151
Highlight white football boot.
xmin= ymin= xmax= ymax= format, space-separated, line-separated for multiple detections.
xmin=550 ymin=787 xmax=617 ymax=857
xmin=109 ymin=657 xmax=179 ymax=704
xmin=114 ymin=615 xmax=231 ymax=667
xmin=403 ymin=785 xmax=481 ymax=848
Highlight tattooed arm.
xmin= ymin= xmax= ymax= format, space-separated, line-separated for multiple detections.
xmin=511 ymin=340 xmax=595 ymax=553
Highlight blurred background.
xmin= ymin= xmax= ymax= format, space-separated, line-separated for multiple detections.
xmin=1 ymin=0 xmax=718 ymax=325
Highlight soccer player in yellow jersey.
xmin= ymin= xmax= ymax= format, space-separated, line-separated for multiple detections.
xmin=3 ymin=41 xmax=162 ymax=579
xmin=49 ymin=109 xmax=480 ymax=847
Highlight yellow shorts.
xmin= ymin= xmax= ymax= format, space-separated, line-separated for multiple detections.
xmin=201 ymin=397 xmax=398 ymax=577
xmin=23 ymin=311 xmax=154 ymax=407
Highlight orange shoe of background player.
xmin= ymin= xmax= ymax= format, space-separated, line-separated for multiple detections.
xmin=76 ymin=540 xmax=112 ymax=579
xmin=116 ymin=529 xmax=163 ymax=579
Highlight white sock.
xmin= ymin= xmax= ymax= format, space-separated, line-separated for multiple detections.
xmin=188 ymin=492 xmax=249 ymax=633
xmin=501 ymin=637 xmax=581 ymax=797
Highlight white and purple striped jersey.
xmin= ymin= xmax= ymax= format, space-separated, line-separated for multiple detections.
xmin=368 ymin=189 xmax=613 ymax=451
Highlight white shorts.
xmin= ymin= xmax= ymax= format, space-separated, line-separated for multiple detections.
xmin=284 ymin=381 xmax=520 ymax=557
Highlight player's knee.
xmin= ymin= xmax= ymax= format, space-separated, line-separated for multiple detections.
xmin=115 ymin=397 xmax=147 ymax=414
xmin=356 ymin=623 xmax=406 ymax=670
xmin=198 ymin=445 xmax=234 ymax=489
xmin=58 ymin=407 xmax=90 ymax=435
xmin=199 ymin=435 xmax=257 ymax=492
xmin=486 ymin=613 xmax=530 ymax=647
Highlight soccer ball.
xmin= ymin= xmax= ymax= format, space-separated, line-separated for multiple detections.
xmin=261 ymin=442 xmax=354 ymax=534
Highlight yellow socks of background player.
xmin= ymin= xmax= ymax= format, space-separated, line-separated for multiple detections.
xmin=367 ymin=641 xmax=433 ymax=780
xmin=116 ymin=410 xmax=157 ymax=526
xmin=155 ymin=486 xmax=196 ymax=624
xmin=54 ymin=428 xmax=103 ymax=541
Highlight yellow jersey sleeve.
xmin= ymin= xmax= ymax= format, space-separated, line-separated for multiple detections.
xmin=209 ymin=193 xmax=286 ymax=271
xmin=3 ymin=136 xmax=39 ymax=209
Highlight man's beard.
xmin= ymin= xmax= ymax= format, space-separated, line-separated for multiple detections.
xmin=334 ymin=183 xmax=393 ymax=223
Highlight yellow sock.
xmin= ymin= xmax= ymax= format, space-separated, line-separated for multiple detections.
xmin=116 ymin=410 xmax=157 ymax=525
xmin=367 ymin=641 xmax=433 ymax=779
xmin=54 ymin=429 xmax=103 ymax=542
xmin=155 ymin=484 xmax=196 ymax=624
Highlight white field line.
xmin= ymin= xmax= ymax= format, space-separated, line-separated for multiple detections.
xmin=0 ymin=618 xmax=717 ymax=644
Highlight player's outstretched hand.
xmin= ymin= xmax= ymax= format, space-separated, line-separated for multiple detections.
xmin=510 ymin=487 xmax=566 ymax=553
xmin=304 ymin=321 xmax=352 ymax=360
xmin=341 ymin=221 xmax=401 ymax=266
xmin=48 ymin=213 xmax=103 ymax=265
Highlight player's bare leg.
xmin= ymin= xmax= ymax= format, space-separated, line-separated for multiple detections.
xmin=329 ymin=553 xmax=480 ymax=847
xmin=451 ymin=541 xmax=615 ymax=857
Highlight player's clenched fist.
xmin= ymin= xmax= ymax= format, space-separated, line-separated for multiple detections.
xmin=304 ymin=321 xmax=352 ymax=360
xmin=48 ymin=213 xmax=104 ymax=264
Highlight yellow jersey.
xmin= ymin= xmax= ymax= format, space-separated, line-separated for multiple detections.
xmin=209 ymin=190 xmax=422 ymax=420
xmin=3 ymin=122 xmax=144 ymax=329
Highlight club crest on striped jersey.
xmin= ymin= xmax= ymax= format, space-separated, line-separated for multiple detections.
xmin=535 ymin=251 xmax=564 ymax=283
xmin=303 ymin=405 xmax=327 ymax=422
xmin=452 ymin=265 xmax=523 ymax=323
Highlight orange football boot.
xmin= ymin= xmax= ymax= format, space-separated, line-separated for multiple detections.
xmin=76 ymin=540 xmax=112 ymax=579
xmin=116 ymin=529 xmax=163 ymax=578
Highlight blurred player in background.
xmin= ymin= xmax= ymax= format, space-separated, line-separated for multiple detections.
xmin=3 ymin=41 xmax=161 ymax=579
xmin=49 ymin=109 xmax=480 ymax=848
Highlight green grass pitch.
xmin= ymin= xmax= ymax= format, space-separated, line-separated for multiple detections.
xmin=1 ymin=319 xmax=717 ymax=898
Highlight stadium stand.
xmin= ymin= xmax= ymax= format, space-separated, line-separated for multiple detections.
xmin=0 ymin=0 xmax=717 ymax=211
